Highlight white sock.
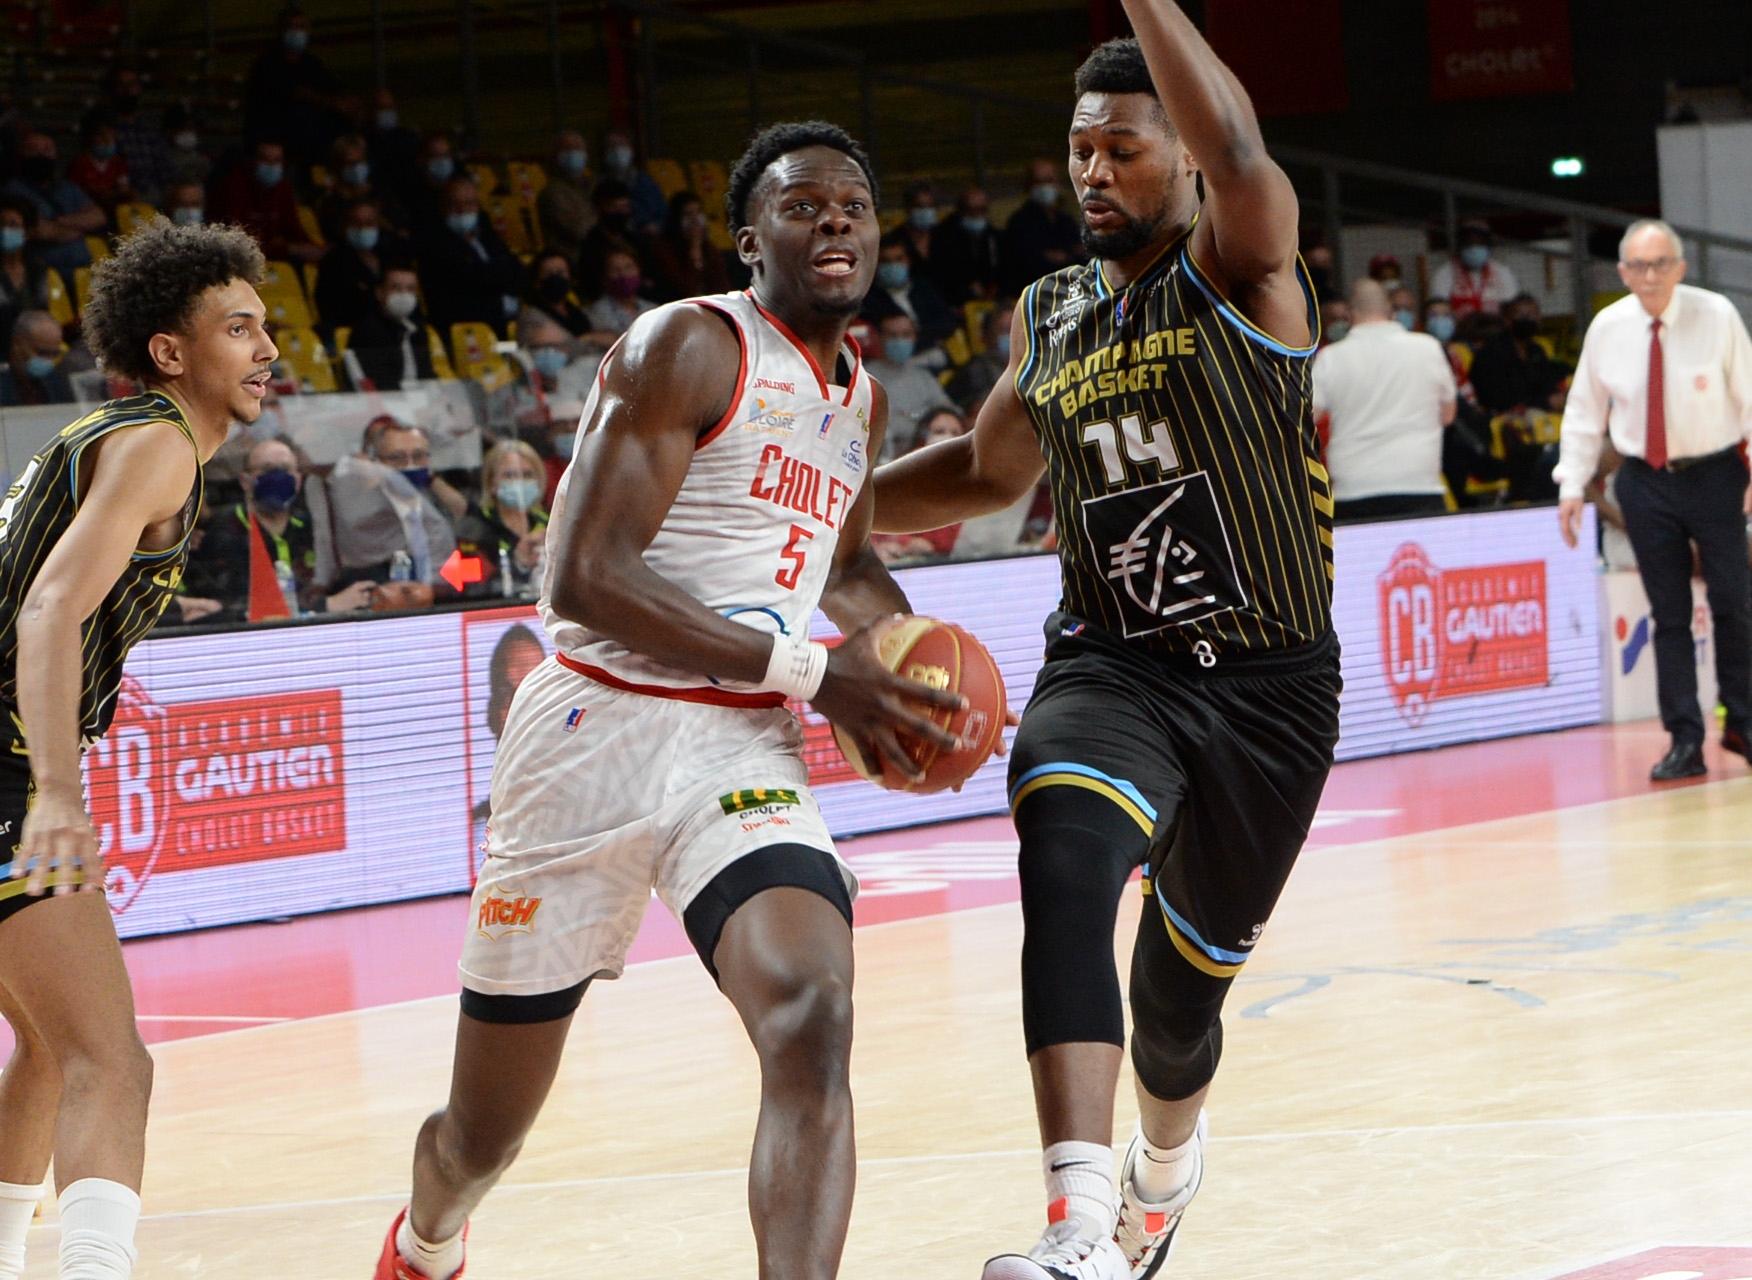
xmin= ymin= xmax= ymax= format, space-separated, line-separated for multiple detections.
xmin=0 ymin=1179 xmax=43 ymax=1280
xmin=397 ymin=1209 xmax=465 ymax=1280
xmin=1131 ymin=1111 xmax=1206 ymax=1204
xmin=1042 ymin=1140 xmax=1116 ymax=1240
xmin=57 ymin=1178 xmax=139 ymax=1280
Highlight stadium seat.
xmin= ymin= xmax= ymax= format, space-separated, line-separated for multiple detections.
xmin=275 ymin=326 xmax=337 ymax=392
xmin=258 ymin=259 xmax=304 ymax=298
xmin=73 ymin=266 xmax=92 ymax=312
xmin=262 ymin=291 xmax=314 ymax=328
xmin=941 ymin=329 xmax=972 ymax=368
xmin=84 ymin=235 xmax=109 ymax=261
xmin=425 ymin=326 xmax=457 ymax=380
xmin=483 ymin=192 xmax=535 ymax=254
xmin=44 ymin=270 xmax=75 ymax=327
xmin=302 ymin=263 xmax=319 ymax=302
xmin=309 ymin=164 xmax=333 ymax=190
xmin=332 ymin=326 xmax=351 ymax=352
xmin=297 ymin=204 xmax=325 ymax=246
xmin=507 ymin=161 xmax=547 ymax=203
xmin=964 ymin=300 xmax=996 ymax=354
xmin=450 ymin=321 xmax=513 ymax=389
xmin=467 ymin=163 xmax=498 ymax=196
xmin=115 ymin=202 xmax=158 ymax=235
xmin=687 ymin=160 xmax=734 ymax=250
xmin=646 ymin=157 xmax=688 ymax=199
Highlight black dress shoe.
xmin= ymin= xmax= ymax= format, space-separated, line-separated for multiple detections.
xmin=1651 ymin=741 xmax=1707 ymax=782
xmin=1723 ymin=725 xmax=1751 ymax=763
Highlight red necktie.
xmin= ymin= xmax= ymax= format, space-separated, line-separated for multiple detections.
xmin=1646 ymin=318 xmax=1667 ymax=469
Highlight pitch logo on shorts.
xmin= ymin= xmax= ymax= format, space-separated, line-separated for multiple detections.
xmin=476 ymin=895 xmax=542 ymax=938
xmin=1378 ymin=542 xmax=1548 ymax=727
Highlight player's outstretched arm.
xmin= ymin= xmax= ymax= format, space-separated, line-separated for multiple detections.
xmin=1121 ymin=0 xmax=1306 ymax=336
xmin=13 ymin=420 xmax=198 ymax=896
xmin=547 ymin=305 xmax=783 ymax=684
xmin=872 ymin=304 xmax=1046 ymax=533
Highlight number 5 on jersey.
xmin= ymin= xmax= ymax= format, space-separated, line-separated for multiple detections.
xmin=1081 ymin=414 xmax=1180 ymax=486
xmin=776 ymin=523 xmax=814 ymax=590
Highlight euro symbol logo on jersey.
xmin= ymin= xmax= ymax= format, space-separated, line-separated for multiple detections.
xmin=1105 ymin=481 xmax=1216 ymax=620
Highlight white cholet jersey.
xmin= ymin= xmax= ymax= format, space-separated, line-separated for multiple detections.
xmin=540 ymin=290 xmax=874 ymax=702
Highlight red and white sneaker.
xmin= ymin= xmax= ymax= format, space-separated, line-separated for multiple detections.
xmin=373 ymin=1207 xmax=467 ymax=1280
xmin=1113 ymin=1111 xmax=1206 ymax=1279
xmin=982 ymin=1216 xmax=1129 ymax=1280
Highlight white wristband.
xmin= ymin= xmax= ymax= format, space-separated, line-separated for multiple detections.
xmin=762 ymin=632 xmax=830 ymax=701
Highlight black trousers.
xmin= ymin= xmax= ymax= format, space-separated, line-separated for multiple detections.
xmin=1332 ymin=493 xmax=1449 ymax=523
xmin=1616 ymin=450 xmax=1752 ymax=745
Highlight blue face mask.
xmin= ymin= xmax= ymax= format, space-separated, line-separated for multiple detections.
xmin=1394 ymin=309 xmax=1417 ymax=331
xmin=531 ymin=348 xmax=570 ymax=378
xmin=342 ymin=162 xmax=370 ymax=187
xmin=495 ymin=478 xmax=543 ymax=512
xmin=251 ymin=467 xmax=299 ymax=513
xmin=1425 ymin=314 xmax=1457 ymax=343
xmin=994 ymin=332 xmax=1011 ymax=361
xmin=90 ymin=142 xmax=116 ymax=161
xmin=400 ymin=466 xmax=432 ymax=490
xmin=283 ymin=28 xmax=309 ymax=52
xmin=604 ymin=145 xmax=634 ymax=173
xmin=427 ymin=156 xmax=455 ymax=183
xmin=1325 ymin=321 xmax=1350 ymax=343
xmin=255 ymin=162 xmax=284 ymax=188
xmin=24 ymin=354 xmax=56 ymax=380
xmin=552 ymin=431 xmax=577 ymax=460
xmin=375 ymin=109 xmax=399 ymax=130
xmin=346 ymin=226 xmax=380 ymax=251
xmin=1032 ymin=183 xmax=1059 ymax=207
xmin=960 ymin=216 xmax=988 ymax=235
xmin=877 ymin=262 xmax=910 ymax=290
xmin=1460 ymin=244 xmax=1491 ymax=271
xmin=447 ymin=211 xmax=479 ymax=236
xmin=909 ymin=207 xmax=938 ymax=231
xmin=557 ymin=149 xmax=587 ymax=178
xmin=884 ymin=337 xmax=916 ymax=364
xmin=171 ymin=206 xmax=203 ymax=226
xmin=0 ymin=227 xmax=24 ymax=253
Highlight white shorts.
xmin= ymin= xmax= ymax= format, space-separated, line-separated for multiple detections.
xmin=459 ymin=656 xmax=854 ymax=996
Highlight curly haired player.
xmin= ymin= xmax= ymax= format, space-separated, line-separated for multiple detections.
xmin=0 ymin=220 xmax=276 ymax=1280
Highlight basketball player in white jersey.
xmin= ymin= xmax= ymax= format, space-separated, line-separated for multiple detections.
xmin=374 ymin=121 xmax=965 ymax=1280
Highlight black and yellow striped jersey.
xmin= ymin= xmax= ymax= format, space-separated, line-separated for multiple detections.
xmin=1015 ymin=223 xmax=1333 ymax=660
xmin=0 ymin=392 xmax=202 ymax=739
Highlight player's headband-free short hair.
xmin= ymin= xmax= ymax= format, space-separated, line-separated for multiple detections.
xmin=725 ymin=120 xmax=878 ymax=232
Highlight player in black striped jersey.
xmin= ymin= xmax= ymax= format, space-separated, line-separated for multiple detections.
xmin=0 ymin=222 xmax=275 ymax=1280
xmin=875 ymin=6 xmax=1340 ymax=1278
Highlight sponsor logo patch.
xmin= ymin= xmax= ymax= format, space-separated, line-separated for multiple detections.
xmin=719 ymin=788 xmax=800 ymax=815
xmin=841 ymin=437 xmax=865 ymax=474
xmin=563 ymin=707 xmax=585 ymax=732
xmin=752 ymin=377 xmax=796 ymax=395
xmin=740 ymin=408 xmax=798 ymax=437
xmin=476 ymin=894 xmax=542 ymax=937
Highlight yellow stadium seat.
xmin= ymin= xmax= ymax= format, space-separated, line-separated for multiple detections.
xmin=274 ymin=326 xmax=337 ymax=392
xmin=45 ymin=270 xmax=75 ymax=326
xmin=646 ymin=158 xmax=688 ymax=199
xmin=297 ymin=204 xmax=325 ymax=246
xmin=941 ymin=329 xmax=972 ymax=368
xmin=264 ymin=292 xmax=315 ymax=328
xmin=73 ymin=266 xmax=92 ymax=311
xmin=467 ymin=163 xmax=498 ymax=197
xmin=425 ymin=326 xmax=457 ymax=380
xmin=85 ymin=235 xmax=109 ymax=261
xmin=507 ymin=161 xmax=547 ymax=203
xmin=688 ymin=161 xmax=733 ymax=251
xmin=302 ymin=263 xmax=319 ymax=304
xmin=333 ymin=326 xmax=351 ymax=352
xmin=964 ymin=300 xmax=996 ymax=353
xmin=258 ymin=259 xmax=304 ymax=298
xmin=450 ymin=321 xmax=513 ymax=390
xmin=482 ymin=193 xmax=533 ymax=254
xmin=309 ymin=164 xmax=332 ymax=191
xmin=115 ymin=202 xmax=159 ymax=236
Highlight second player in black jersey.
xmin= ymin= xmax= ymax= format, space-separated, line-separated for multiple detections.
xmin=874 ymin=6 xmax=1342 ymax=1279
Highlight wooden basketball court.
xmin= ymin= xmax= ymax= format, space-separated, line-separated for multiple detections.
xmin=16 ymin=723 xmax=1752 ymax=1279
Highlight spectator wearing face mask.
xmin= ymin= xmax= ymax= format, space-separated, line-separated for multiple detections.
xmin=512 ymin=307 xmax=595 ymax=503
xmin=526 ymin=250 xmax=595 ymax=337
xmin=417 ymin=175 xmax=528 ymax=337
xmin=537 ymin=129 xmax=595 ymax=268
xmin=584 ymin=249 xmax=657 ymax=336
xmin=868 ymin=313 xmax=955 ymax=463
xmin=408 ymin=132 xmax=460 ymax=238
xmin=577 ymin=178 xmax=647 ymax=303
xmin=1003 ymin=157 xmax=1082 ymax=293
xmin=648 ymin=190 xmax=729 ymax=303
xmin=931 ymin=186 xmax=1003 ymax=306
xmin=67 ymin=112 xmax=132 ymax=222
xmin=316 ymin=200 xmax=406 ymax=337
xmin=455 ymin=441 xmax=550 ymax=599
xmin=327 ymin=417 xmax=462 ymax=592
xmin=0 ymin=197 xmax=53 ymax=349
xmin=1468 ymin=292 xmax=1571 ymax=416
xmin=244 ymin=6 xmax=353 ymax=168
xmin=1319 ymin=297 xmax=1352 ymax=346
xmin=211 ymin=140 xmax=326 ymax=264
xmin=364 ymin=90 xmax=421 ymax=209
xmin=598 ymin=127 xmax=667 ymax=240
xmin=1431 ymin=219 xmax=1519 ymax=321
xmin=318 ymin=133 xmax=402 ymax=243
xmin=871 ymin=408 xmax=969 ymax=564
xmin=102 ymin=67 xmax=174 ymax=206
xmin=0 ymin=310 xmax=73 ymax=406
xmin=181 ymin=437 xmax=375 ymax=620
xmin=344 ymin=264 xmax=435 ymax=392
xmin=948 ymin=298 xmax=1017 ymax=414
xmin=161 ymin=181 xmax=206 ymax=229
xmin=1368 ymin=253 xmax=1404 ymax=295
xmin=861 ymin=233 xmax=959 ymax=348
xmin=896 ymin=181 xmax=939 ymax=271
xmin=162 ymin=105 xmax=212 ymax=190
xmin=1 ymin=130 xmax=104 ymax=275
xmin=1389 ymin=287 xmax=1419 ymax=332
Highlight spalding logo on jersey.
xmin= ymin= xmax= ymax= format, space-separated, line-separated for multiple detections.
xmin=1080 ymin=472 xmax=1247 ymax=638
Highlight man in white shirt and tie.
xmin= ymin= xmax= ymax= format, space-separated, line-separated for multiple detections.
xmin=1556 ymin=218 xmax=1752 ymax=781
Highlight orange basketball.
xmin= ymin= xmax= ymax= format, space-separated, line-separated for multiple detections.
xmin=832 ymin=616 xmax=1008 ymax=794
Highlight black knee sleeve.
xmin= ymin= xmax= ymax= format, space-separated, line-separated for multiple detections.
xmin=1129 ymin=892 xmax=1230 ymax=1100
xmin=683 ymin=842 xmax=852 ymax=985
xmin=460 ymin=977 xmax=591 ymax=1025
xmin=1016 ymin=786 xmax=1151 ymax=1056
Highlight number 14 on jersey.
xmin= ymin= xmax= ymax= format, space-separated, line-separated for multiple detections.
xmin=1080 ymin=415 xmax=1179 ymax=486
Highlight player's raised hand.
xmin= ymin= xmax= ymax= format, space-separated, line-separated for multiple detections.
xmin=13 ymin=790 xmax=104 ymax=897
xmin=811 ymin=614 xmax=966 ymax=785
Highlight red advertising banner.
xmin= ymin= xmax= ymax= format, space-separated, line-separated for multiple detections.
xmin=85 ymin=679 xmax=348 ymax=913
xmin=1428 ymin=0 xmax=1574 ymax=101
xmin=1206 ymin=0 xmax=1347 ymax=117
xmin=1379 ymin=543 xmax=1548 ymax=726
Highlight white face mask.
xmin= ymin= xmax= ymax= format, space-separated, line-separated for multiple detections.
xmin=174 ymin=130 xmax=199 ymax=151
xmin=384 ymin=291 xmax=419 ymax=319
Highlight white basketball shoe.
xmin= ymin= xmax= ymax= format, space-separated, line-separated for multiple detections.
xmin=1113 ymin=1111 xmax=1207 ymax=1279
xmin=982 ymin=1216 xmax=1130 ymax=1280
